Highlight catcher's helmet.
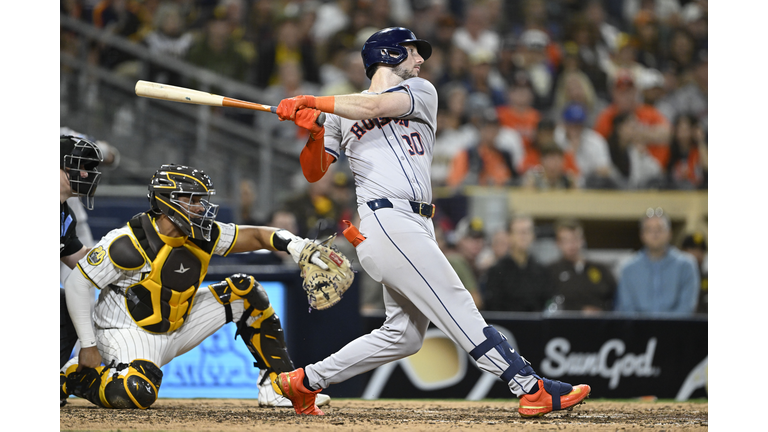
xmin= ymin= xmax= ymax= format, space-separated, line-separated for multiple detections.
xmin=148 ymin=164 xmax=219 ymax=241
xmin=361 ymin=27 xmax=432 ymax=79
xmin=61 ymin=135 xmax=103 ymax=210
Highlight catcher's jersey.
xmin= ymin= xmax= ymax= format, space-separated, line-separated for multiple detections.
xmin=60 ymin=201 xmax=83 ymax=258
xmin=323 ymin=77 xmax=438 ymax=206
xmin=78 ymin=212 xmax=237 ymax=333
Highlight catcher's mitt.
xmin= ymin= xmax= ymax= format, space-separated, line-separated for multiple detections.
xmin=297 ymin=235 xmax=354 ymax=310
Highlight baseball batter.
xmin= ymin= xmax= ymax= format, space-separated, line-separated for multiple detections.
xmin=61 ymin=164 xmax=330 ymax=409
xmin=272 ymin=27 xmax=591 ymax=417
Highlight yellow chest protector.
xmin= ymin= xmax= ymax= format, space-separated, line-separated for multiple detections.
xmin=110 ymin=213 xmax=220 ymax=334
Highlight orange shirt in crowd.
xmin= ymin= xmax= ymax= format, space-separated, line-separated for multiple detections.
xmin=594 ymin=104 xmax=671 ymax=167
xmin=669 ymin=147 xmax=704 ymax=187
xmin=496 ymin=106 xmax=540 ymax=150
xmin=518 ymin=149 xmax=580 ymax=176
xmin=447 ymin=146 xmax=514 ymax=187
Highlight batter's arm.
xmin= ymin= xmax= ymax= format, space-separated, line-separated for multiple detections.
xmin=277 ymin=92 xmax=411 ymax=121
xmin=330 ymin=92 xmax=412 ymax=120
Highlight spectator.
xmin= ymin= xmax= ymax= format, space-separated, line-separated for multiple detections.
xmin=582 ymin=0 xmax=621 ymax=55
xmin=680 ymin=1 xmax=707 ymax=52
xmin=320 ymin=49 xmax=368 ymax=96
xmin=186 ymin=18 xmax=252 ymax=85
xmin=519 ymin=118 xmax=574 ymax=175
xmin=561 ymin=14 xmax=610 ymax=100
xmin=606 ymin=113 xmax=665 ymax=190
xmin=497 ymin=71 xmax=541 ymax=150
xmin=436 ymin=45 xmax=471 ymax=90
xmin=594 ymin=73 xmax=672 ymax=168
xmin=466 ymin=49 xmax=507 ymax=107
xmin=432 ymin=84 xmax=476 ymax=187
xmin=657 ymin=49 xmax=708 ymax=134
xmin=680 ymin=232 xmax=708 ymax=314
xmin=451 ymin=3 xmax=501 ymax=59
xmin=238 ymin=178 xmax=262 ymax=226
xmin=253 ymin=16 xmax=320 ymax=89
xmin=445 ymin=217 xmax=487 ymax=310
xmin=615 ymin=211 xmax=699 ymax=316
xmin=483 ymin=215 xmax=554 ymax=312
xmin=665 ymin=114 xmax=708 ymax=190
xmin=91 ymin=0 xmax=148 ymax=72
xmin=603 ymin=32 xmax=648 ymax=91
xmin=245 ymin=0 xmax=279 ymax=50
xmin=550 ymin=45 xmax=607 ymax=127
xmin=477 ymin=227 xmax=511 ymax=277
xmin=637 ymin=68 xmax=667 ymax=108
xmin=515 ymin=28 xmax=556 ymax=110
xmin=631 ymin=10 xmax=664 ymax=71
xmin=521 ymin=144 xmax=578 ymax=191
xmin=554 ymin=103 xmax=615 ymax=188
xmin=663 ymin=28 xmax=697 ymax=80
xmin=142 ymin=1 xmax=195 ymax=85
xmin=446 ymin=108 xmax=520 ymax=188
xmin=547 ymin=219 xmax=616 ymax=313
xmin=261 ymin=59 xmax=322 ymax=154
xmin=622 ymin=0 xmax=683 ymax=30
xmin=280 ymin=164 xmax=342 ymax=240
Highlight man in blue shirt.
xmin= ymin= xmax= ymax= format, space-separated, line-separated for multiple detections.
xmin=615 ymin=212 xmax=699 ymax=315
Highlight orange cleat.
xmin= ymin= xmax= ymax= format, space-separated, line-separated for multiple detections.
xmin=275 ymin=368 xmax=325 ymax=415
xmin=518 ymin=379 xmax=591 ymax=418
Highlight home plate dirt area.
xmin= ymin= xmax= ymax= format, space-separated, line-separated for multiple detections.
xmin=60 ymin=398 xmax=708 ymax=431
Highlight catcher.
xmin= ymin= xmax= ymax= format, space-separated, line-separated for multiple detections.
xmin=61 ymin=163 xmax=353 ymax=409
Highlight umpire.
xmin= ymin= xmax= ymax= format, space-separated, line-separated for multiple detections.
xmin=60 ymin=135 xmax=103 ymax=405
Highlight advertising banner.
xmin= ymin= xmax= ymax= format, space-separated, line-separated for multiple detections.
xmin=359 ymin=314 xmax=707 ymax=401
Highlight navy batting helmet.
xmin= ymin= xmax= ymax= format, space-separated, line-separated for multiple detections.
xmin=361 ymin=27 xmax=432 ymax=79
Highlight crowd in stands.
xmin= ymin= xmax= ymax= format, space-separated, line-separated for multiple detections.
xmin=62 ymin=0 xmax=708 ymax=317
xmin=62 ymin=0 xmax=708 ymax=192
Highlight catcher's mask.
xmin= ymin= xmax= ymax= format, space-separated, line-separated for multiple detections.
xmin=61 ymin=135 xmax=104 ymax=210
xmin=148 ymin=164 xmax=219 ymax=241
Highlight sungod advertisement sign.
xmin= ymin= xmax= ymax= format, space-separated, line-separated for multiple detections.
xmin=359 ymin=315 xmax=707 ymax=400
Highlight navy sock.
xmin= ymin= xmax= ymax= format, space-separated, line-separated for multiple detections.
xmin=303 ymin=374 xmax=315 ymax=391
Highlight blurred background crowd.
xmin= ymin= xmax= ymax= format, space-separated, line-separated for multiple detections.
xmin=61 ymin=0 xmax=708 ymax=192
xmin=60 ymin=0 xmax=708 ymax=317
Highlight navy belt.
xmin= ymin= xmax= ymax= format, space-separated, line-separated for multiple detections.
xmin=367 ymin=198 xmax=435 ymax=219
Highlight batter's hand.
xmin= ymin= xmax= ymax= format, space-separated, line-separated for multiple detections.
xmin=77 ymin=346 xmax=103 ymax=371
xmin=276 ymin=95 xmax=316 ymax=121
xmin=295 ymin=108 xmax=324 ymax=135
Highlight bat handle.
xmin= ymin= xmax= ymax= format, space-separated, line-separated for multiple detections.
xmin=269 ymin=107 xmax=326 ymax=126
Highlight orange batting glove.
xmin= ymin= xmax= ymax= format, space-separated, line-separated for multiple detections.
xmin=276 ymin=95 xmax=335 ymax=121
xmin=294 ymin=108 xmax=324 ymax=138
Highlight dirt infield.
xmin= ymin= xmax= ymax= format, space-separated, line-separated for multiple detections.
xmin=60 ymin=398 xmax=708 ymax=431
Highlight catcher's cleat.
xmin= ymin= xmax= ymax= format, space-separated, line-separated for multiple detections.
xmin=60 ymin=372 xmax=69 ymax=407
xmin=275 ymin=368 xmax=325 ymax=415
xmin=518 ymin=379 xmax=591 ymax=418
xmin=258 ymin=370 xmax=330 ymax=408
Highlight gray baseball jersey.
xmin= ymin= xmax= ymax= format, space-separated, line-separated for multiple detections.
xmin=303 ymin=77 xmax=538 ymax=396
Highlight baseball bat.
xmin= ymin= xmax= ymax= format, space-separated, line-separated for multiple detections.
xmin=134 ymin=80 xmax=326 ymax=125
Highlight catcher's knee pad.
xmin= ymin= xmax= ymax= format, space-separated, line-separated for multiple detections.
xmin=210 ymin=274 xmax=294 ymax=374
xmin=65 ymin=360 xmax=163 ymax=409
xmin=469 ymin=326 xmax=536 ymax=384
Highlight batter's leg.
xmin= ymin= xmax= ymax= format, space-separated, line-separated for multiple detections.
xmin=304 ymin=284 xmax=430 ymax=388
xmin=353 ymin=208 xmax=542 ymax=395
